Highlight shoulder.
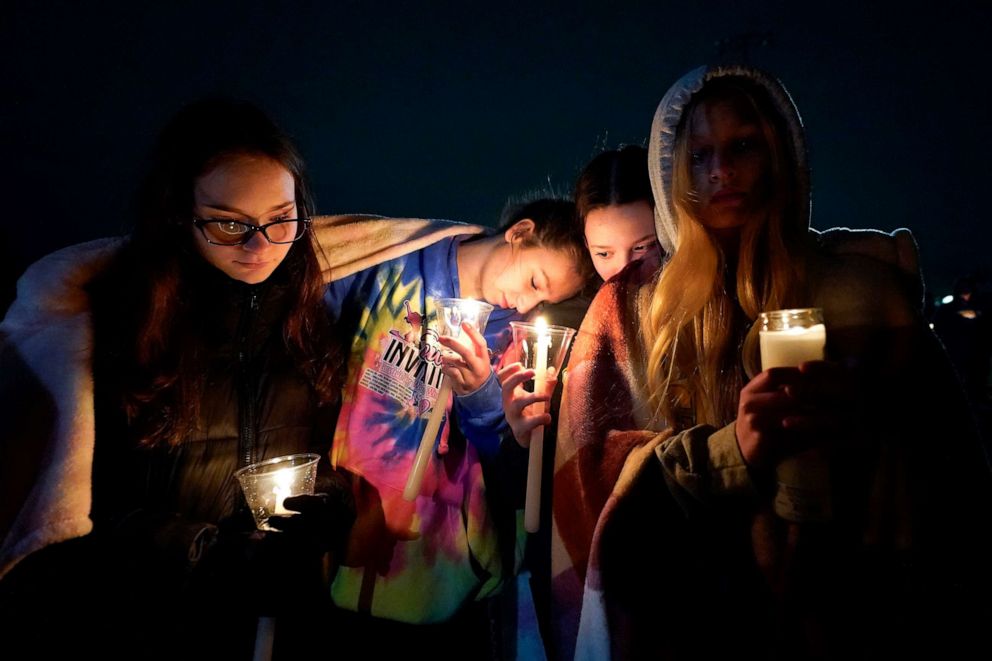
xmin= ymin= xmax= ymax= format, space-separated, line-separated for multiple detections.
xmin=314 ymin=214 xmax=485 ymax=282
xmin=588 ymin=259 xmax=658 ymax=323
xmin=811 ymin=243 xmax=918 ymax=330
xmin=577 ymin=259 xmax=657 ymax=358
xmin=3 ymin=238 xmax=123 ymax=331
xmin=811 ymin=226 xmax=923 ymax=311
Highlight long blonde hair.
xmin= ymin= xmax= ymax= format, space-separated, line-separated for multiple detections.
xmin=642 ymin=77 xmax=810 ymax=428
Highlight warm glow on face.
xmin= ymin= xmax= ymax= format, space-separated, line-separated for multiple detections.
xmin=584 ymin=201 xmax=659 ymax=281
xmin=191 ymin=154 xmax=297 ymax=285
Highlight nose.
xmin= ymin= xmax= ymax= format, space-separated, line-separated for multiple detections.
xmin=709 ymin=152 xmax=735 ymax=182
xmin=602 ymin=262 xmax=623 ymax=282
xmin=242 ymin=229 xmax=269 ymax=252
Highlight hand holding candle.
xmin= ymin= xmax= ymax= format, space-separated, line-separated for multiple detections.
xmin=508 ymin=318 xmax=576 ymax=533
xmin=233 ymin=453 xmax=321 ymax=661
xmin=235 ymin=453 xmax=321 ymax=531
xmin=758 ymin=307 xmax=832 ymax=522
xmin=403 ymin=298 xmax=494 ymax=502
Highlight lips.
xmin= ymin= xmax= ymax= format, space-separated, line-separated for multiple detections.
xmin=235 ymin=261 xmax=269 ymax=270
xmin=710 ymin=189 xmax=746 ymax=205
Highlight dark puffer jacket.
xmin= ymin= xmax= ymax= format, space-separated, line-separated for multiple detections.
xmin=1 ymin=252 xmax=341 ymax=659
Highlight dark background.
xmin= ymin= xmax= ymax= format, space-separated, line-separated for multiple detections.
xmin=3 ymin=0 xmax=990 ymax=314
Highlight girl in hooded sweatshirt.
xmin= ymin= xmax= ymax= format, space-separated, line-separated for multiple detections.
xmin=549 ymin=64 xmax=992 ymax=659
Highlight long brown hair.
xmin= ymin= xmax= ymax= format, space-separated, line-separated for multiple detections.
xmin=110 ymin=99 xmax=340 ymax=447
xmin=642 ymin=77 xmax=810 ymax=428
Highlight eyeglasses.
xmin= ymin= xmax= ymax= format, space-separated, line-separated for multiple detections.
xmin=193 ymin=217 xmax=311 ymax=246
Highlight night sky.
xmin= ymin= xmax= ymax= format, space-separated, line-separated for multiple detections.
xmin=3 ymin=1 xmax=990 ymax=314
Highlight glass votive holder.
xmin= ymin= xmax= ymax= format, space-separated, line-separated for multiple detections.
xmin=234 ymin=453 xmax=320 ymax=531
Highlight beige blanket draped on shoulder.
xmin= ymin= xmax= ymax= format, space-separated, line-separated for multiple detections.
xmin=0 ymin=214 xmax=482 ymax=578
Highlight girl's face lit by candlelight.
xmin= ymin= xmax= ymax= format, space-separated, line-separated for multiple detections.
xmin=478 ymin=220 xmax=585 ymax=314
xmin=191 ymin=153 xmax=297 ymax=284
xmin=584 ymin=201 xmax=660 ymax=281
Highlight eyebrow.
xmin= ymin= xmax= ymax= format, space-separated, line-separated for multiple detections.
xmin=198 ymin=200 xmax=296 ymax=215
xmin=589 ymin=234 xmax=656 ymax=250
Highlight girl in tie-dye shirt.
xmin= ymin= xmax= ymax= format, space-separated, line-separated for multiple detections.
xmin=322 ymin=198 xmax=594 ymax=654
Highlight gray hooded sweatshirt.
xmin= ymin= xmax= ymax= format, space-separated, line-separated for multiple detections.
xmin=551 ymin=64 xmax=991 ymax=661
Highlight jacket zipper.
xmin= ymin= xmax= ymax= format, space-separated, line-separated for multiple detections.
xmin=237 ymin=288 xmax=260 ymax=468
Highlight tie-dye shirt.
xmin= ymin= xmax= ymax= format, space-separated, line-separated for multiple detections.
xmin=324 ymin=234 xmax=519 ymax=623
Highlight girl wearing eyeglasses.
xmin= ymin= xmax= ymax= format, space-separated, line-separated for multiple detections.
xmin=0 ymin=99 xmax=351 ymax=657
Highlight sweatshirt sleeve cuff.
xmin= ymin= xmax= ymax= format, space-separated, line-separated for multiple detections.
xmin=453 ymin=369 xmax=503 ymax=429
xmin=706 ymin=422 xmax=754 ymax=497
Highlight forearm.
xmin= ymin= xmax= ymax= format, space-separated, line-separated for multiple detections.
xmin=453 ymin=370 xmax=508 ymax=459
xmin=655 ymin=422 xmax=758 ymax=513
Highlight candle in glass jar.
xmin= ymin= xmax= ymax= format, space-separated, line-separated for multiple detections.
xmin=758 ymin=307 xmax=831 ymax=522
xmin=759 ymin=322 xmax=826 ymax=369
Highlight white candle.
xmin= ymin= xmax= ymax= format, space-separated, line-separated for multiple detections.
xmin=524 ymin=317 xmax=549 ymax=533
xmin=403 ymin=378 xmax=452 ymax=501
xmin=272 ymin=468 xmax=294 ymax=515
xmin=401 ymin=298 xmax=494 ymax=502
xmin=759 ymin=323 xmax=826 ymax=369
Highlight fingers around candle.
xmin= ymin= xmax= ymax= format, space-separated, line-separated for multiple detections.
xmin=438 ymin=334 xmax=472 ymax=359
xmin=500 ymin=366 xmax=536 ymax=399
xmin=508 ymin=391 xmax=551 ymax=416
xmin=497 ymin=361 xmax=527 ymax=385
xmin=460 ymin=321 xmax=489 ymax=357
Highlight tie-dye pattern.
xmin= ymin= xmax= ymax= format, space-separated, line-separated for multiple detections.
xmin=324 ymin=236 xmax=520 ymax=623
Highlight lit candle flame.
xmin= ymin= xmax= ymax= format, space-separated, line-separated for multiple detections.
xmin=272 ymin=467 xmax=293 ymax=515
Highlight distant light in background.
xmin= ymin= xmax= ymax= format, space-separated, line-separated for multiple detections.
xmin=942 ymin=294 xmax=954 ymax=304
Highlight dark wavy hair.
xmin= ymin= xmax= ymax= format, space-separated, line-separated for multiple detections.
xmin=574 ymin=144 xmax=653 ymax=228
xmin=497 ymin=196 xmax=596 ymax=286
xmin=113 ymin=99 xmax=340 ymax=447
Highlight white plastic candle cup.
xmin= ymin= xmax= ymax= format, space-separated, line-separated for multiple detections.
xmin=234 ymin=453 xmax=320 ymax=531
xmin=507 ymin=320 xmax=577 ymax=388
xmin=509 ymin=319 xmax=577 ymax=532
xmin=434 ymin=297 xmax=495 ymax=355
xmin=758 ymin=308 xmax=831 ymax=522
xmin=402 ymin=298 xmax=494 ymax=502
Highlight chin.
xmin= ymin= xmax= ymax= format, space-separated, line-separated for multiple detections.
xmin=229 ymin=268 xmax=275 ymax=285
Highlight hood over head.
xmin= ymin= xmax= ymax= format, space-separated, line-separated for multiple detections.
xmin=647 ymin=64 xmax=810 ymax=254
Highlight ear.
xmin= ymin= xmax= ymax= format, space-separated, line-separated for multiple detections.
xmin=504 ymin=218 xmax=536 ymax=244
